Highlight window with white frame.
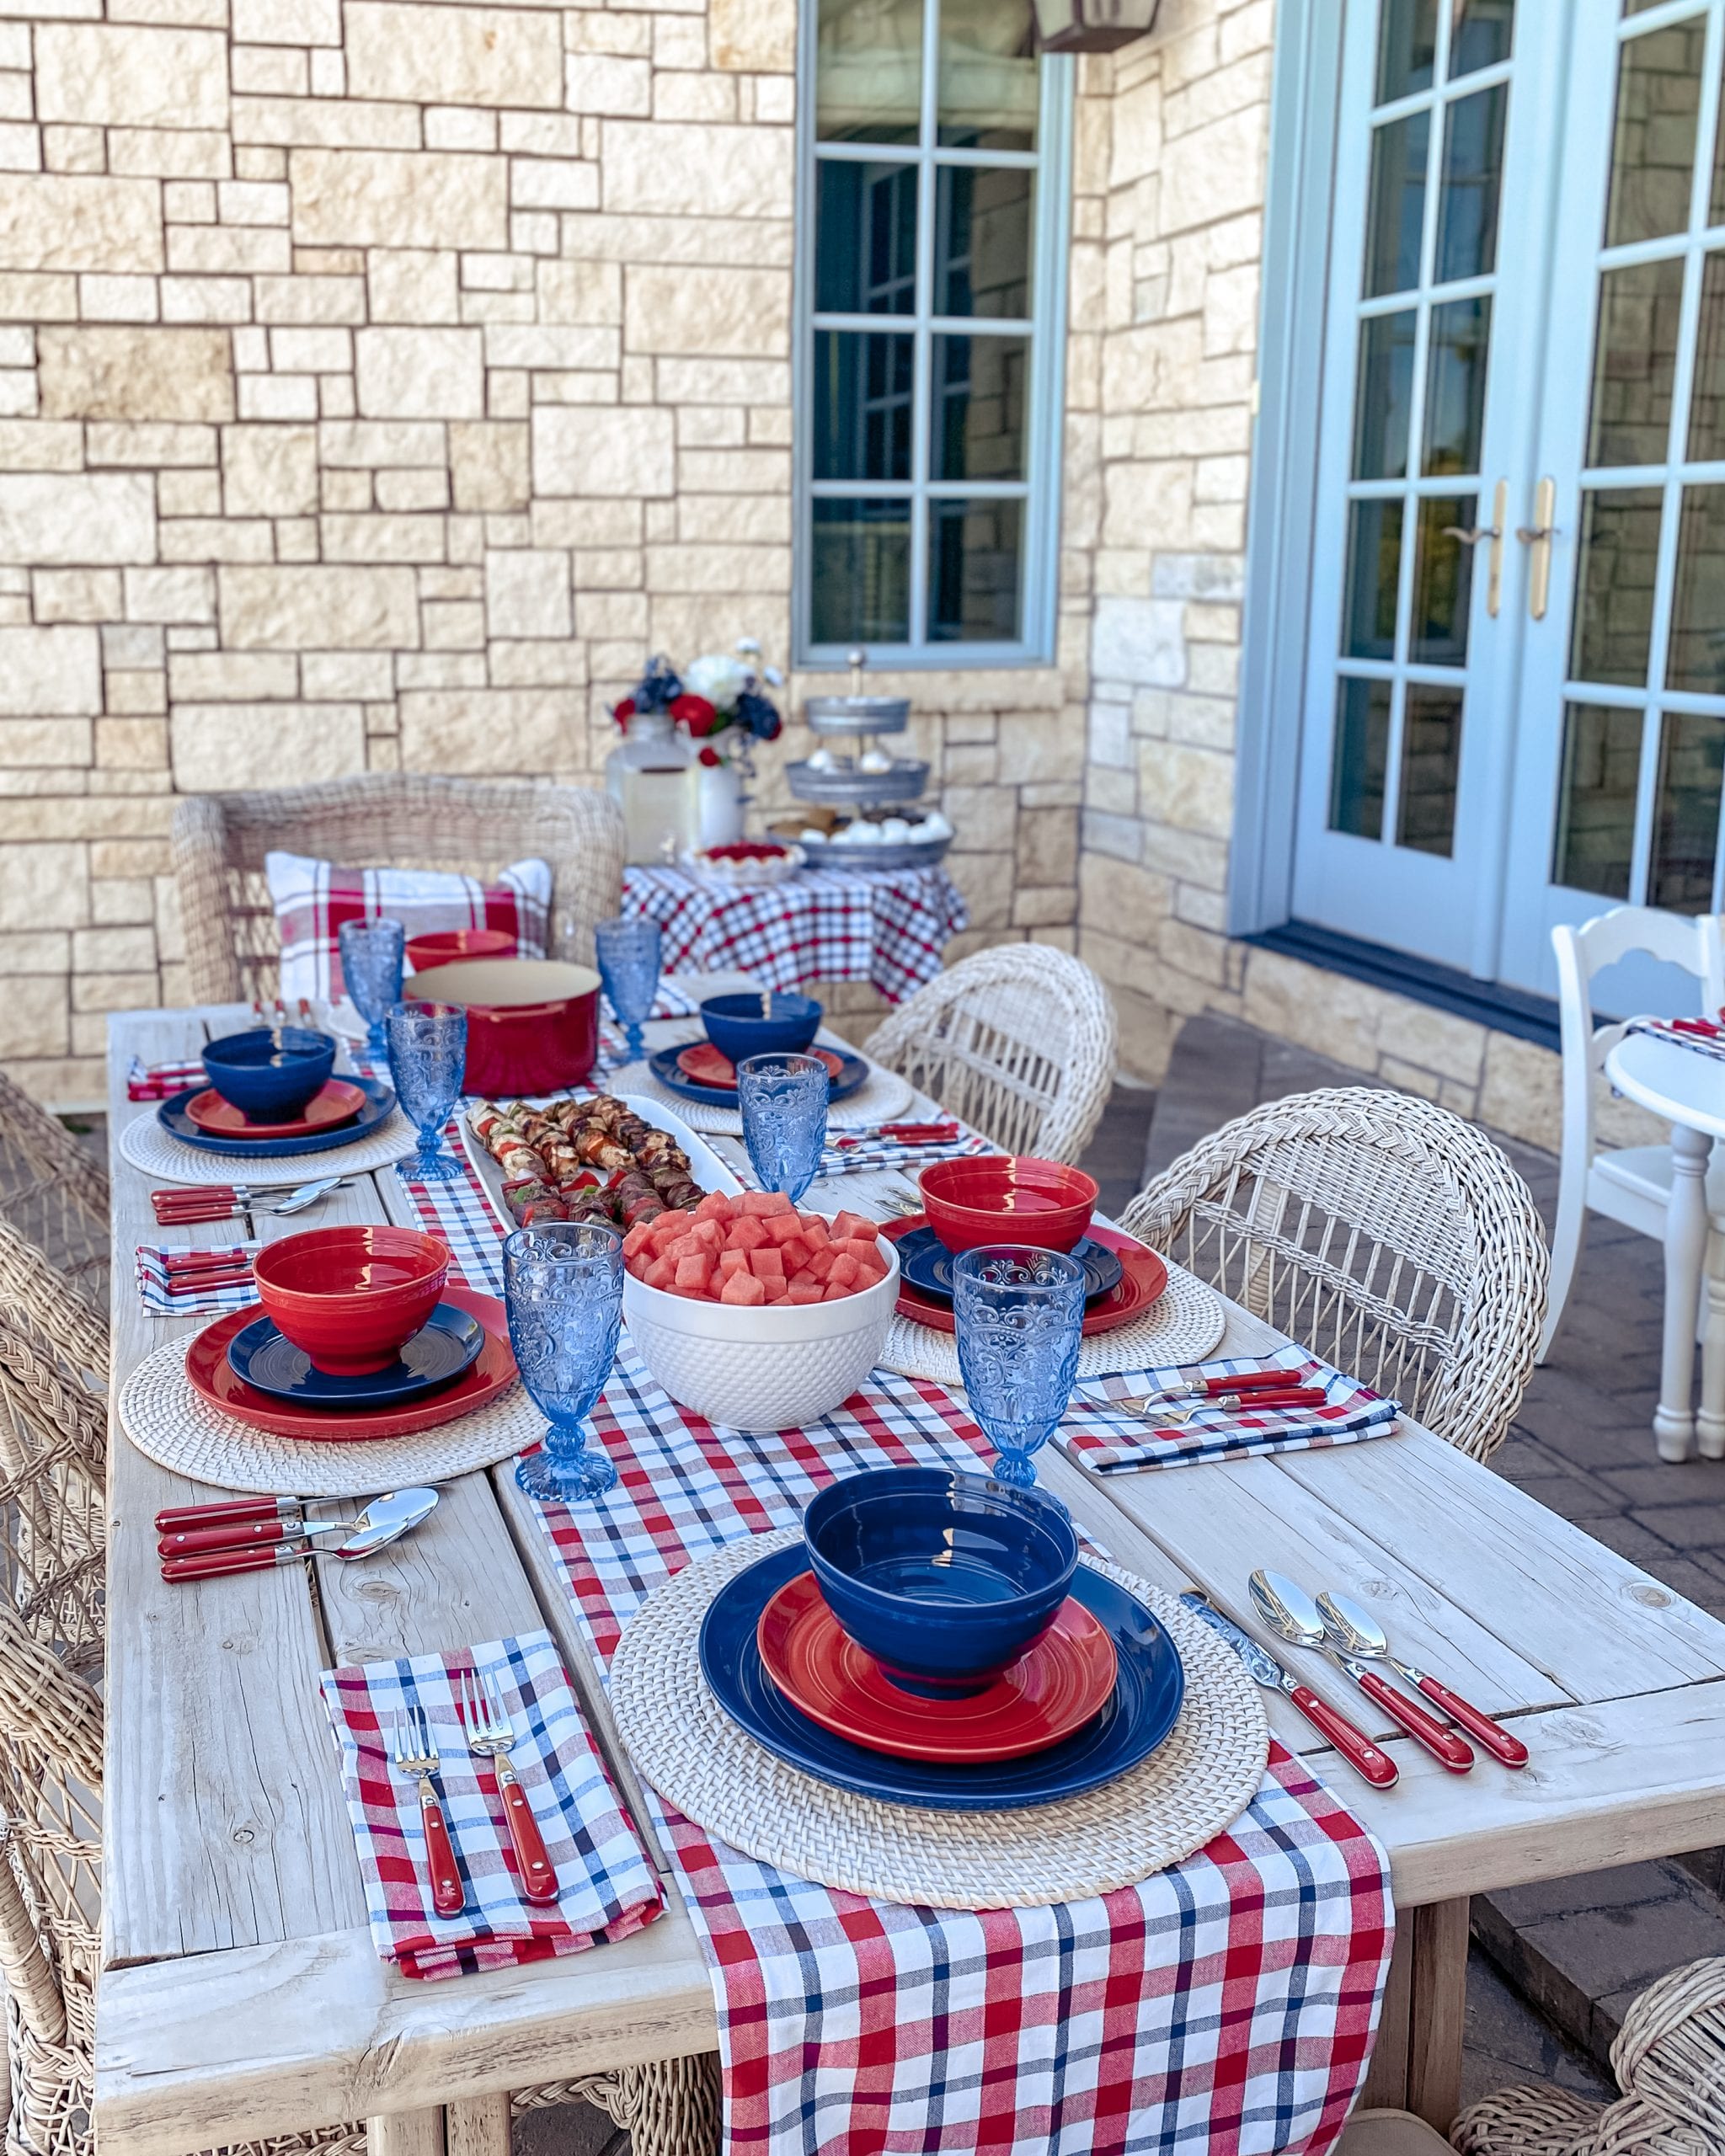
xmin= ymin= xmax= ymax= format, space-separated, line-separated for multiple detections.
xmin=797 ymin=0 xmax=1071 ymax=664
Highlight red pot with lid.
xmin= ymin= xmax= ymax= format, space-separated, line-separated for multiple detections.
xmin=405 ymin=926 xmax=518 ymax=974
xmin=417 ymin=958 xmax=601 ymax=1095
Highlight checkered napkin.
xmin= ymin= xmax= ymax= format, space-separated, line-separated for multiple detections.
xmin=319 ymin=1629 xmax=663 ymax=1983
xmin=1626 ymin=1015 xmax=1725 ymax=1064
xmin=517 ymin=1360 xmax=1394 ymax=2156
xmin=126 ymin=1054 xmax=206 ymax=1101
xmin=622 ymin=862 xmax=969 ymax=1002
xmin=134 ymin=1242 xmax=260 ymax=1316
xmin=1065 ymin=1344 xmax=1402 ymax=1475
xmin=818 ymin=1127 xmax=999 ymax=1176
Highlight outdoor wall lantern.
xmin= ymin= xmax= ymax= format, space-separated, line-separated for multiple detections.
xmin=1032 ymin=0 xmax=1160 ymax=51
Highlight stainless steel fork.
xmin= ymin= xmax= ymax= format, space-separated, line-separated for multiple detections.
xmin=460 ymin=1670 xmax=559 ymax=1906
xmin=393 ymin=1704 xmax=464 ymax=1918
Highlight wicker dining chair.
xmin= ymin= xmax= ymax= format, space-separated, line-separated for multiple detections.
xmin=0 ymin=1310 xmax=104 ymax=1686
xmin=0 ymin=1074 xmax=108 ymax=1328
xmin=865 ymin=943 xmax=1119 ymax=1166
xmin=1451 ymin=1956 xmax=1725 ymax=2154
xmin=1119 ymin=1088 xmax=1550 ymax=1463
xmin=173 ymin=774 xmax=628 ymax=1006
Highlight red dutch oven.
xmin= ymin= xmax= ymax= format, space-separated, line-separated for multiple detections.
xmin=417 ymin=958 xmax=601 ymax=1095
xmin=405 ymin=926 xmax=518 ymax=974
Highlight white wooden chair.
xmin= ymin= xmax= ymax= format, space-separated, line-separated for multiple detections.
xmin=866 ymin=944 xmax=1118 ymax=1166
xmin=1541 ymin=907 xmax=1725 ymax=1362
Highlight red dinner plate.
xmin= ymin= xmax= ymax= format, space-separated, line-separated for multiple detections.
xmin=184 ymin=1078 xmax=367 ymax=1139
xmin=185 ymin=1282 xmax=517 ymax=1440
xmin=883 ymin=1216 xmax=1167 ymax=1338
xmin=757 ymin=1571 xmax=1118 ymax=1763
xmin=676 ymin=1042 xmax=846 ymax=1091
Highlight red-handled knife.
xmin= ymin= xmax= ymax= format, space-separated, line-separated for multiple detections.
xmin=161 ymin=1543 xmax=313 ymax=1581
xmin=158 ymin=1516 xmax=355 ymax=1558
xmin=155 ymin=1494 xmax=305 ymax=1533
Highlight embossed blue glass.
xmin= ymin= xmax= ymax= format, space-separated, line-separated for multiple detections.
xmin=953 ymin=1246 xmax=1086 ymax=1490
xmin=595 ymin=915 xmax=661 ymax=1065
xmin=505 ymin=1220 xmax=623 ymax=1503
xmin=738 ymin=1052 xmax=830 ymax=1205
xmin=339 ymin=916 xmax=406 ymax=1060
xmin=384 ymin=998 xmax=467 ymax=1183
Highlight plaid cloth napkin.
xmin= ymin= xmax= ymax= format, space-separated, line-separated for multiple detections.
xmin=1625 ymin=1015 xmax=1725 ymax=1065
xmin=818 ymin=1127 xmax=999 ymax=1176
xmin=1065 ymin=1343 xmax=1402 ymax=1473
xmin=320 ymin=1629 xmax=663 ymax=1982
xmin=126 ymin=1054 xmax=206 ymax=1101
xmin=134 ymin=1242 xmax=260 ymax=1316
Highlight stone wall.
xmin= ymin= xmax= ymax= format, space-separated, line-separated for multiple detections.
xmin=0 ymin=0 xmax=1086 ymax=1107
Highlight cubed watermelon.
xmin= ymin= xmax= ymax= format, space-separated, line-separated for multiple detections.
xmin=828 ymin=1252 xmax=859 ymax=1289
xmin=662 ymin=1232 xmax=697 ymax=1267
xmin=737 ymin=1192 xmax=781 ymax=1217
xmin=726 ymin=1214 xmax=771 ymax=1251
xmin=674 ymin=1251 xmax=713 ymax=1294
xmin=806 ymin=1246 xmax=836 ymax=1282
xmin=780 ymin=1233 xmax=813 ymax=1275
xmin=718 ymin=1271 xmax=767 ymax=1306
xmin=786 ymin=1278 xmax=824 ymax=1305
xmin=764 ymin=1212 xmax=804 ymax=1247
xmin=642 ymin=1255 xmax=677 ymax=1291
xmin=622 ymin=1221 xmax=657 ymax=1262
xmin=822 ymin=1282 xmax=852 ymax=1300
xmin=799 ymin=1217 xmax=831 ymax=1251
xmin=688 ymin=1217 xmax=725 ymax=1253
xmin=717 ymin=1248 xmax=749 ymax=1282
xmin=854 ymin=1257 xmax=889 ymax=1287
xmin=694 ymin=1192 xmax=732 ymax=1222
xmin=831 ymin=1210 xmax=876 ymax=1243
xmin=748 ymin=1246 xmax=786 ymax=1284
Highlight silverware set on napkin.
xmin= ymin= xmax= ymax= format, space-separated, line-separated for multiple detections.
xmin=390 ymin=1673 xmax=561 ymax=1918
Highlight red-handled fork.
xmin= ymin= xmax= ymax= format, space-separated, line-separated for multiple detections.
xmin=460 ymin=1668 xmax=559 ymax=1905
xmin=393 ymin=1705 xmax=465 ymax=1919
xmin=155 ymin=1493 xmax=308 ymax=1533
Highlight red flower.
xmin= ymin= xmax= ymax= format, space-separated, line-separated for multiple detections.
xmin=670 ymin=693 xmax=718 ymax=737
xmin=611 ymin=696 xmax=636 ymax=732
xmin=698 ymin=744 xmax=721 ymax=767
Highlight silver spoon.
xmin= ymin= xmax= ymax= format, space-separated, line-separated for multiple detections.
xmin=1316 ymin=1591 xmax=1529 ymax=1769
xmin=1248 ymin=1569 xmax=1476 ymax=1774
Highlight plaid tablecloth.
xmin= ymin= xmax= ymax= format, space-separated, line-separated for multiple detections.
xmin=135 ymin=1241 xmax=260 ymax=1316
xmin=320 ymin=1629 xmax=662 ymax=1981
xmin=1625 ymin=1015 xmax=1725 ymax=1064
xmin=389 ymin=1058 xmax=1396 ymax=2152
xmin=622 ymin=863 xmax=969 ymax=1001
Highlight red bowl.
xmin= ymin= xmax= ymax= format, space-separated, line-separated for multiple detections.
xmin=252 ymin=1225 xmax=450 ymax=1376
xmin=414 ymin=958 xmax=601 ymax=1095
xmin=405 ymin=926 xmax=518 ymax=974
xmin=918 ymin=1155 xmax=1099 ymax=1255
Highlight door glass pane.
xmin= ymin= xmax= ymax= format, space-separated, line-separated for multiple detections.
xmin=1669 ymin=483 xmax=1725 ymax=693
xmin=1330 ymin=677 xmax=1391 ymax=836
xmin=1450 ymin=0 xmax=1514 ymax=80
xmin=813 ymin=331 xmax=914 ymax=481
xmin=811 ymin=499 xmax=911 ymax=643
xmin=1423 ymin=295 xmax=1490 ymax=475
xmin=1688 ymin=251 xmax=1725 ymax=460
xmin=1605 ymin=21 xmax=1704 ymax=248
xmin=1410 ymin=494 xmax=1477 ymax=664
xmin=927 ymin=497 xmax=1022 ymax=640
xmin=937 ymin=0 xmax=1037 ymax=151
xmin=1343 ymin=498 xmax=1404 ymax=659
xmin=1375 ymin=0 xmax=1435 ymax=104
xmin=817 ymin=0 xmax=922 ymax=144
xmin=1355 ymin=310 xmax=1417 ymax=480
xmin=932 ymin=334 xmax=1027 ymax=481
xmin=934 ymin=166 xmax=1033 ymax=319
xmin=1572 ymin=487 xmax=1663 ymax=685
xmin=1650 ymin=710 xmax=1725 ymax=908
xmin=1553 ymin=702 xmax=1642 ymax=898
xmin=1434 ymin=85 xmax=1507 ymax=284
xmin=1365 ymin=110 xmax=1430 ymax=297
xmin=1588 ymin=256 xmax=1684 ymax=467
xmin=815 ymin=162 xmax=918 ymax=314
xmin=1397 ymin=684 xmax=1464 ymax=853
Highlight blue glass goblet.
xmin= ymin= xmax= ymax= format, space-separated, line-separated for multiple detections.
xmin=506 ymin=1220 xmax=623 ymax=1503
xmin=595 ymin=915 xmax=661 ymax=1065
xmin=738 ymin=1052 xmax=829 ymax=1205
xmin=953 ymin=1246 xmax=1086 ymax=1491
xmin=339 ymin=916 xmax=405 ymax=1061
xmin=384 ymin=998 xmax=467 ymax=1182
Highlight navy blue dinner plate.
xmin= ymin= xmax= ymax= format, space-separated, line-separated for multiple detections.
xmin=227 ymin=1300 xmax=485 ymax=1408
xmin=157 ymin=1074 xmax=397 ymax=1157
xmin=895 ymin=1224 xmax=1124 ymax=1307
xmin=698 ymin=1544 xmax=1184 ymax=1809
xmin=647 ymin=1043 xmax=870 ymax=1107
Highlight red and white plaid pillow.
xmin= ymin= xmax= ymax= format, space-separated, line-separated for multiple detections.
xmin=266 ymin=849 xmax=553 ymax=1005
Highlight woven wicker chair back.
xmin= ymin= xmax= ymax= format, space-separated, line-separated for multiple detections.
xmin=1120 ymin=1087 xmax=1549 ymax=1463
xmin=0 ymin=1071 xmax=109 ymax=1327
xmin=866 ymin=945 xmax=1118 ymax=1166
xmin=172 ymin=774 xmax=627 ymax=1006
xmin=0 ymin=1301 xmax=104 ymax=1683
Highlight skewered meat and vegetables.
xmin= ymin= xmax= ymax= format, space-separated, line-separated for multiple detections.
xmin=469 ymin=1094 xmax=708 ymax=1231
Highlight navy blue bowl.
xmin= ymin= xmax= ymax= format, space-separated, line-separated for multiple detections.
xmin=803 ymin=1467 xmax=1079 ymax=1694
xmin=700 ymin=991 xmax=823 ymax=1065
xmin=201 ymin=1027 xmax=336 ymax=1122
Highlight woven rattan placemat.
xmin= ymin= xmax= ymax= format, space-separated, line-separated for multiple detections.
xmin=611 ymin=1529 xmax=1269 ymax=1910
xmin=118 ymin=1332 xmax=539 ymax=1496
xmin=604 ymin=1054 xmax=916 ymax=1136
xmin=120 ymin=1107 xmax=415 ymax=1187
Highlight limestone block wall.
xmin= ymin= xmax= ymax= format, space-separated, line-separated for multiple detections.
xmin=0 ymin=0 xmax=1087 ymax=1107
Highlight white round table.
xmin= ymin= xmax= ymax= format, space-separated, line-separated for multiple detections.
xmin=1603 ymin=1029 xmax=1725 ymax=1462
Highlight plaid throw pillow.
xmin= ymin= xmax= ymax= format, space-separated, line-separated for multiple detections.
xmin=267 ymin=849 xmax=553 ymax=1004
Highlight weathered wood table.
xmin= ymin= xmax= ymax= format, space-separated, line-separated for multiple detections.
xmin=96 ymin=994 xmax=1725 ymax=2152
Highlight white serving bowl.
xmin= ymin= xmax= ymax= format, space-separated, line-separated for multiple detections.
xmin=622 ymin=1225 xmax=900 ymax=1432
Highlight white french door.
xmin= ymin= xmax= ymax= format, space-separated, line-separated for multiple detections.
xmin=1290 ymin=0 xmax=1725 ymax=1005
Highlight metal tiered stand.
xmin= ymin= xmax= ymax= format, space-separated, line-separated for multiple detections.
xmin=785 ymin=652 xmax=953 ymax=872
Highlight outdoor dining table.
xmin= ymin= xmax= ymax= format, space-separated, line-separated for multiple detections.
xmin=96 ymin=986 xmax=1725 ymax=2153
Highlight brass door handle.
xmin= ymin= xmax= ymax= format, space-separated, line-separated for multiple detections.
xmin=1443 ymin=479 xmax=1509 ymax=616
xmin=1515 ymin=477 xmax=1558 ymax=619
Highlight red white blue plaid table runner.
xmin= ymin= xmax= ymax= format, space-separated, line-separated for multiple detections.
xmin=1065 ymin=1346 xmax=1402 ymax=1475
xmin=320 ymin=1629 xmax=662 ymax=1982
xmin=622 ymin=863 xmax=969 ymax=1001
xmin=388 ymin=1080 xmax=1396 ymax=2150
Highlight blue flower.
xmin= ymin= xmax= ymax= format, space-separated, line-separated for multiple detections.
xmin=632 ymin=654 xmax=683 ymax=713
xmin=735 ymin=689 xmax=782 ymax=742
